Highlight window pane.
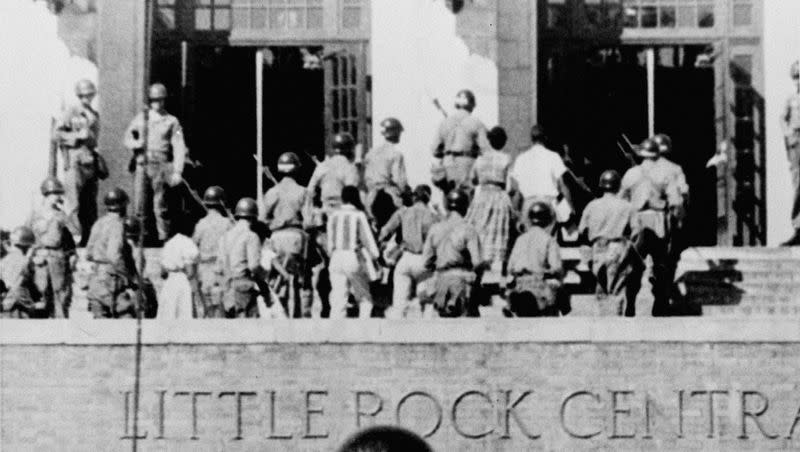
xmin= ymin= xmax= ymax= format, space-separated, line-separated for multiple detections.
xmin=307 ymin=7 xmax=323 ymax=28
xmin=623 ymin=6 xmax=638 ymax=28
xmin=331 ymin=90 xmax=339 ymax=120
xmin=216 ymin=0 xmax=231 ymax=5
xmin=156 ymin=8 xmax=176 ymax=29
xmin=640 ymin=6 xmax=657 ymax=28
xmin=233 ymin=6 xmax=249 ymax=28
xmin=698 ymin=4 xmax=714 ymax=28
xmin=158 ymin=0 xmax=175 ymax=5
xmin=341 ymin=89 xmax=349 ymax=117
xmin=350 ymin=55 xmax=357 ymax=84
xmin=331 ymin=57 xmax=338 ymax=85
xmin=733 ymin=3 xmax=752 ymax=26
xmin=196 ymin=0 xmax=212 ymax=5
xmin=195 ymin=8 xmax=212 ymax=30
xmin=350 ymin=88 xmax=357 ymax=115
xmin=659 ymin=5 xmax=676 ymax=27
xmin=343 ymin=7 xmax=361 ymax=29
xmin=252 ymin=7 xmax=267 ymax=29
xmin=286 ymin=7 xmax=303 ymax=29
xmin=340 ymin=57 xmax=349 ymax=87
xmin=676 ymin=5 xmax=695 ymax=27
xmin=270 ymin=8 xmax=287 ymax=29
xmin=215 ymin=9 xmax=231 ymax=29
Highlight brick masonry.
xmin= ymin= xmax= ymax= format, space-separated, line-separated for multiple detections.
xmin=2 ymin=319 xmax=800 ymax=451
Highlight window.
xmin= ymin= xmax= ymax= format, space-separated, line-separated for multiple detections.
xmin=232 ymin=0 xmax=324 ymax=31
xmin=156 ymin=0 xmax=177 ymax=30
xmin=342 ymin=0 xmax=364 ymax=29
xmin=195 ymin=0 xmax=232 ymax=31
xmin=622 ymin=0 xmax=715 ymax=29
xmin=733 ymin=0 xmax=752 ymax=27
xmin=546 ymin=0 xmax=568 ymax=30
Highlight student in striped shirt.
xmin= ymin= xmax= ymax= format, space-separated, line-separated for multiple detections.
xmin=326 ymin=186 xmax=381 ymax=318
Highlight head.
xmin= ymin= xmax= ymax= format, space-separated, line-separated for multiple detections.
xmin=234 ymin=197 xmax=258 ymax=222
xmin=341 ymin=185 xmax=364 ymax=210
xmin=636 ymin=138 xmax=659 ymax=160
xmin=380 ymin=117 xmax=404 ymax=144
xmin=652 ymin=133 xmax=672 ymax=156
xmin=202 ymin=186 xmax=227 ymax=212
xmin=336 ymin=425 xmax=433 ymax=452
xmin=445 ymin=189 xmax=470 ymax=216
xmin=412 ymin=184 xmax=431 ymax=205
xmin=333 ymin=132 xmax=356 ymax=160
xmin=40 ymin=177 xmax=65 ymax=209
xmin=530 ymin=124 xmax=546 ymax=145
xmin=75 ymin=79 xmax=96 ymax=108
xmin=528 ymin=201 xmax=553 ymax=228
xmin=454 ymin=89 xmax=476 ymax=112
xmin=487 ymin=126 xmax=507 ymax=151
xmin=148 ymin=83 xmax=168 ymax=113
xmin=277 ymin=152 xmax=301 ymax=178
xmin=598 ymin=170 xmax=621 ymax=194
xmin=104 ymin=187 xmax=129 ymax=215
xmin=9 ymin=226 xmax=35 ymax=252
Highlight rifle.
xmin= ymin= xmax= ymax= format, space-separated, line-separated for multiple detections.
xmin=301 ymin=150 xmax=321 ymax=167
xmin=261 ymin=165 xmax=279 ymax=186
xmin=432 ymin=98 xmax=448 ymax=118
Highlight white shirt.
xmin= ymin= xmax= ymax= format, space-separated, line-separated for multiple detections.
xmin=510 ymin=144 xmax=567 ymax=199
xmin=160 ymin=233 xmax=200 ymax=272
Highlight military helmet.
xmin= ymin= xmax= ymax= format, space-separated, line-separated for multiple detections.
xmin=234 ymin=197 xmax=258 ymax=219
xmin=455 ymin=89 xmax=476 ymax=111
xmin=653 ymin=133 xmax=673 ymax=155
xmin=104 ymin=187 xmax=129 ymax=212
xmin=636 ymin=138 xmax=659 ymax=158
xmin=791 ymin=61 xmax=800 ymax=80
xmin=148 ymin=83 xmax=168 ymax=100
xmin=380 ymin=117 xmax=404 ymax=138
xmin=332 ymin=132 xmax=355 ymax=152
xmin=9 ymin=226 xmax=35 ymax=248
xmin=528 ymin=201 xmax=553 ymax=227
xmin=202 ymin=186 xmax=226 ymax=206
xmin=445 ymin=189 xmax=470 ymax=214
xmin=40 ymin=177 xmax=65 ymax=196
xmin=277 ymin=152 xmax=301 ymax=174
xmin=75 ymin=79 xmax=97 ymax=97
xmin=598 ymin=170 xmax=621 ymax=193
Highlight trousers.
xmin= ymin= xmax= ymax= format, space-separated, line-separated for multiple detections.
xmin=390 ymin=252 xmax=432 ymax=319
xmin=328 ymin=250 xmax=372 ymax=319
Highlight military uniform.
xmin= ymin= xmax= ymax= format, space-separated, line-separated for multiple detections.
xmin=379 ymin=202 xmax=437 ymax=318
xmin=124 ymin=109 xmax=187 ymax=241
xmin=305 ymin=154 xmax=360 ymax=224
xmin=27 ymin=208 xmax=77 ymax=318
xmin=0 ymin=249 xmax=43 ymax=318
xmin=192 ymin=210 xmax=232 ymax=318
xmin=54 ymin=104 xmax=103 ymax=244
xmin=263 ymin=177 xmax=312 ymax=317
xmin=85 ymin=212 xmax=137 ymax=318
xmin=363 ymin=141 xmax=408 ymax=227
xmin=431 ymin=109 xmax=490 ymax=191
xmin=620 ymin=159 xmax=682 ymax=316
xmin=578 ymin=193 xmax=642 ymax=316
xmin=422 ymin=213 xmax=483 ymax=317
xmin=506 ymin=225 xmax=563 ymax=317
xmin=784 ymin=91 xmax=800 ymax=228
xmin=217 ymin=221 xmax=261 ymax=318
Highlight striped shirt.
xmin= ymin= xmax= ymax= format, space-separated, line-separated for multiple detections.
xmin=327 ymin=205 xmax=380 ymax=259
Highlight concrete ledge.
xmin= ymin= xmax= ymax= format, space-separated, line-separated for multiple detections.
xmin=2 ymin=318 xmax=800 ymax=345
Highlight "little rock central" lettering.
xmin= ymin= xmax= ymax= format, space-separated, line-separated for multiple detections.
xmin=119 ymin=389 xmax=800 ymax=442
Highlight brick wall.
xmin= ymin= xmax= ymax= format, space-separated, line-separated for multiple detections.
xmin=2 ymin=319 xmax=800 ymax=451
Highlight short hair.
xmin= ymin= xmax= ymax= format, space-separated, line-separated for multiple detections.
xmin=487 ymin=126 xmax=507 ymax=150
xmin=413 ymin=184 xmax=431 ymax=204
xmin=342 ymin=185 xmax=365 ymax=211
xmin=455 ymin=89 xmax=476 ymax=110
xmin=336 ymin=426 xmax=433 ymax=452
xmin=530 ymin=124 xmax=546 ymax=143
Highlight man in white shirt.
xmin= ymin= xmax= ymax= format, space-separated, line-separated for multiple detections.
xmin=509 ymin=125 xmax=573 ymax=228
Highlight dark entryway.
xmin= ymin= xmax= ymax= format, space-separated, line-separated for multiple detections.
xmin=151 ymin=45 xmax=325 ymax=209
xmin=540 ymin=44 xmax=718 ymax=246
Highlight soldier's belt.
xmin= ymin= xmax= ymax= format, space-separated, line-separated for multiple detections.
xmin=198 ymin=256 xmax=217 ymax=264
xmin=444 ymin=150 xmax=476 ymax=157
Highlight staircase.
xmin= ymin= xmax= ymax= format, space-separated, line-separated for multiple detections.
xmin=676 ymin=247 xmax=800 ymax=316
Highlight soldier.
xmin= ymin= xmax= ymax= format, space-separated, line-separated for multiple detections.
xmin=363 ymin=117 xmax=409 ymax=230
xmin=85 ymin=188 xmax=138 ymax=319
xmin=53 ymin=79 xmax=108 ymax=245
xmin=578 ymin=170 xmax=643 ymax=316
xmin=306 ymin=132 xmax=361 ymax=223
xmin=422 ymin=189 xmax=485 ymax=317
xmin=782 ymin=61 xmax=800 ymax=245
xmin=620 ymin=138 xmax=682 ymax=316
xmin=1 ymin=227 xmax=44 ymax=318
xmin=262 ymin=152 xmax=312 ymax=317
xmin=124 ymin=82 xmax=187 ymax=243
xmin=506 ymin=202 xmax=563 ymax=317
xmin=431 ymin=90 xmax=490 ymax=192
xmin=218 ymin=198 xmax=262 ymax=318
xmin=28 ymin=178 xmax=78 ymax=318
xmin=326 ymin=186 xmax=381 ymax=319
xmin=379 ymin=184 xmax=438 ymax=319
xmin=652 ymin=133 xmax=690 ymax=276
xmin=192 ymin=186 xmax=232 ymax=318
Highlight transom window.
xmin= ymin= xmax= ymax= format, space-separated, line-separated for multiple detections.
xmin=195 ymin=0 xmax=232 ymax=31
xmin=232 ymin=0 xmax=324 ymax=31
xmin=623 ymin=0 xmax=715 ymax=29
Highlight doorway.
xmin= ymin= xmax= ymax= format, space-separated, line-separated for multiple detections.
xmin=540 ymin=44 xmax=718 ymax=246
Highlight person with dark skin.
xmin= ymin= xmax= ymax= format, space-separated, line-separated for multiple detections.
xmin=336 ymin=425 xmax=433 ymax=452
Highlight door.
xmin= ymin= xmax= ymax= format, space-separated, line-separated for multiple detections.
xmin=323 ymin=42 xmax=370 ymax=153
